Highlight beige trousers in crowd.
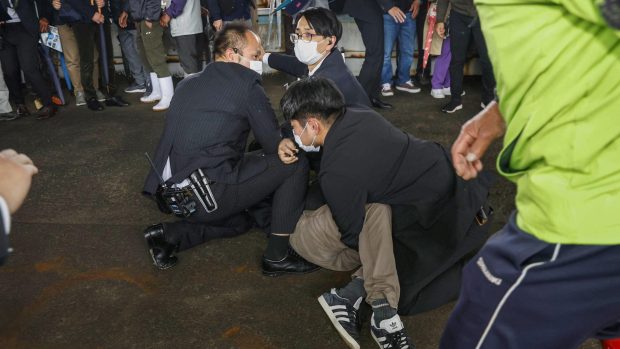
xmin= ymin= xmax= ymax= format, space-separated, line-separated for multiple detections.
xmin=290 ymin=204 xmax=400 ymax=308
xmin=57 ymin=24 xmax=100 ymax=94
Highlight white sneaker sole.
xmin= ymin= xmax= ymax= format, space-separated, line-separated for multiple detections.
xmin=381 ymin=91 xmax=394 ymax=97
xmin=371 ymin=328 xmax=383 ymax=349
xmin=318 ymin=295 xmax=360 ymax=349
xmin=443 ymin=105 xmax=463 ymax=113
xmin=395 ymin=86 xmax=421 ymax=93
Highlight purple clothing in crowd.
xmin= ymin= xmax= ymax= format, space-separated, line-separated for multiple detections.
xmin=165 ymin=0 xmax=188 ymax=18
xmin=431 ymin=37 xmax=451 ymax=89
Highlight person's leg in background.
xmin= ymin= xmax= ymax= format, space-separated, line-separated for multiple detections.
xmin=431 ymin=37 xmax=451 ymax=98
xmin=442 ymin=11 xmax=471 ymax=113
xmin=394 ymin=15 xmax=420 ymax=94
xmin=139 ymin=21 xmax=173 ymax=111
xmin=440 ymin=215 xmax=620 ymax=349
xmin=354 ymin=17 xmax=390 ymax=109
xmin=0 ymin=61 xmax=16 ymax=120
xmin=135 ymin=23 xmax=155 ymax=98
xmin=73 ymin=22 xmax=104 ymax=110
xmin=380 ymin=13 xmax=399 ymax=97
xmin=174 ymin=34 xmax=201 ymax=75
xmin=471 ymin=19 xmax=496 ymax=108
xmin=117 ymin=27 xmax=148 ymax=93
xmin=57 ymin=24 xmax=87 ymax=106
xmin=415 ymin=0 xmax=430 ymax=85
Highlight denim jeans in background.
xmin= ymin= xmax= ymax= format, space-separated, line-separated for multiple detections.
xmin=381 ymin=13 xmax=416 ymax=85
xmin=117 ymin=28 xmax=150 ymax=86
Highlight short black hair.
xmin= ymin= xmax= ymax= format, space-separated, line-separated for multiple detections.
xmin=280 ymin=77 xmax=345 ymax=125
xmin=213 ymin=23 xmax=250 ymax=59
xmin=298 ymin=7 xmax=343 ymax=47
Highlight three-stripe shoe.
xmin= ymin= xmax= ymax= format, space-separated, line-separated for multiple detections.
xmin=318 ymin=289 xmax=363 ymax=349
xmin=370 ymin=313 xmax=414 ymax=349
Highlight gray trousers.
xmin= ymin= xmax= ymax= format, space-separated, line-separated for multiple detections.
xmin=290 ymin=204 xmax=400 ymax=308
xmin=173 ymin=34 xmax=203 ymax=75
xmin=0 ymin=62 xmax=11 ymax=113
xmin=118 ymin=28 xmax=150 ymax=86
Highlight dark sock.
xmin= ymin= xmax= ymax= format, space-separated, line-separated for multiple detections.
xmin=371 ymin=299 xmax=397 ymax=322
xmin=336 ymin=277 xmax=366 ymax=305
xmin=264 ymin=234 xmax=289 ymax=260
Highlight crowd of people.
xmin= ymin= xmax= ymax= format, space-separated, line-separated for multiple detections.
xmin=1 ymin=0 xmax=619 ymax=349
xmin=0 ymin=0 xmax=497 ymax=122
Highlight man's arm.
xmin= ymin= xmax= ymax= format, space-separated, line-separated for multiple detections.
xmin=245 ymin=81 xmax=281 ymax=155
xmin=164 ymin=0 xmax=188 ymax=18
xmin=320 ymin=173 xmax=367 ymax=250
xmin=263 ymin=53 xmax=309 ymax=78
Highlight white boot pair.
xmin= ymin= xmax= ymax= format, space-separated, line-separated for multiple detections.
xmin=140 ymin=72 xmax=174 ymax=112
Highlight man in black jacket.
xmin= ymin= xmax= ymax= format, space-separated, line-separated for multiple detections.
xmin=262 ymin=7 xmax=370 ymax=108
xmin=142 ymin=24 xmax=317 ymax=276
xmin=279 ymin=77 xmax=493 ymax=349
xmin=0 ymin=0 xmax=57 ymax=119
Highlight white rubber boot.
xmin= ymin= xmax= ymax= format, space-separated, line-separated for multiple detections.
xmin=152 ymin=77 xmax=174 ymax=112
xmin=140 ymin=73 xmax=161 ymax=103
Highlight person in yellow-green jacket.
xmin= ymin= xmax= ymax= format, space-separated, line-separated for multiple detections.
xmin=440 ymin=0 xmax=620 ymax=348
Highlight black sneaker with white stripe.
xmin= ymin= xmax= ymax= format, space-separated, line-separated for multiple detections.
xmin=370 ymin=313 xmax=415 ymax=349
xmin=318 ymin=289 xmax=363 ymax=349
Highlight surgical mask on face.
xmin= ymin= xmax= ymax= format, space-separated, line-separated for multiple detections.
xmin=294 ymin=123 xmax=321 ymax=152
xmin=294 ymin=39 xmax=327 ymax=65
xmin=238 ymin=53 xmax=263 ymax=75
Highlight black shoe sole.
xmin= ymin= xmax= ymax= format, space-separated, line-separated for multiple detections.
xmin=261 ymin=265 xmax=321 ymax=277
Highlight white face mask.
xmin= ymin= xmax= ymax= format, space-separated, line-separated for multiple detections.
xmin=238 ymin=53 xmax=263 ymax=75
xmin=294 ymin=39 xmax=327 ymax=66
xmin=294 ymin=123 xmax=321 ymax=152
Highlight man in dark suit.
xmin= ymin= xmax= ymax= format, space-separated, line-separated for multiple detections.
xmin=0 ymin=0 xmax=57 ymax=119
xmin=262 ymin=7 xmax=370 ymax=108
xmin=142 ymin=24 xmax=318 ymax=276
xmin=340 ymin=0 xmax=398 ymax=109
xmin=278 ymin=77 xmax=493 ymax=348
xmin=0 ymin=149 xmax=38 ymax=266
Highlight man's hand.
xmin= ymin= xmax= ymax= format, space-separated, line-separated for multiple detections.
xmin=119 ymin=11 xmax=128 ymax=28
xmin=451 ymin=101 xmax=505 ymax=180
xmin=200 ymin=6 xmax=209 ymax=17
xmin=213 ymin=19 xmax=223 ymax=31
xmin=388 ymin=6 xmax=406 ymax=23
xmin=95 ymin=0 xmax=104 ymax=8
xmin=160 ymin=12 xmax=171 ymax=28
xmin=410 ymin=0 xmax=420 ymax=19
xmin=92 ymin=12 xmax=105 ymax=24
xmin=52 ymin=0 xmax=61 ymax=10
xmin=39 ymin=18 xmax=49 ymax=33
xmin=435 ymin=22 xmax=446 ymax=38
xmin=278 ymin=138 xmax=299 ymax=165
xmin=145 ymin=20 xmax=153 ymax=29
xmin=0 ymin=149 xmax=38 ymax=214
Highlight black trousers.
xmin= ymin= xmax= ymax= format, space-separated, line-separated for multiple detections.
xmin=448 ymin=11 xmax=496 ymax=105
xmin=354 ymin=17 xmax=384 ymax=99
xmin=73 ymin=21 xmax=117 ymax=99
xmin=0 ymin=23 xmax=52 ymax=106
xmin=174 ymin=34 xmax=203 ymax=75
xmin=165 ymin=153 xmax=309 ymax=252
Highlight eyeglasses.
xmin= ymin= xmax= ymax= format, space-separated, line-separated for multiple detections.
xmin=289 ymin=32 xmax=323 ymax=44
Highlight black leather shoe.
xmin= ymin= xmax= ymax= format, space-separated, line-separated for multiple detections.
xmin=371 ymin=97 xmax=393 ymax=109
xmin=36 ymin=105 xmax=57 ymax=120
xmin=262 ymin=248 xmax=320 ymax=277
xmin=144 ymin=224 xmax=179 ymax=270
xmin=87 ymin=97 xmax=105 ymax=111
xmin=105 ymin=95 xmax=130 ymax=107
xmin=16 ymin=104 xmax=30 ymax=116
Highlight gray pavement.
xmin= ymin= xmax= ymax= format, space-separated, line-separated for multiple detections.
xmin=0 ymin=74 xmax=601 ymax=349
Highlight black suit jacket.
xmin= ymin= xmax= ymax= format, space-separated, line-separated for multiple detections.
xmin=319 ymin=107 xmax=493 ymax=314
xmin=0 ymin=0 xmax=45 ymax=38
xmin=267 ymin=50 xmax=371 ymax=108
xmin=143 ymin=62 xmax=282 ymax=194
xmin=343 ymin=0 xmax=391 ymax=22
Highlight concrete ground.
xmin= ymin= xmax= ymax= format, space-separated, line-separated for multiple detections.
xmin=0 ymin=74 xmax=601 ymax=349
